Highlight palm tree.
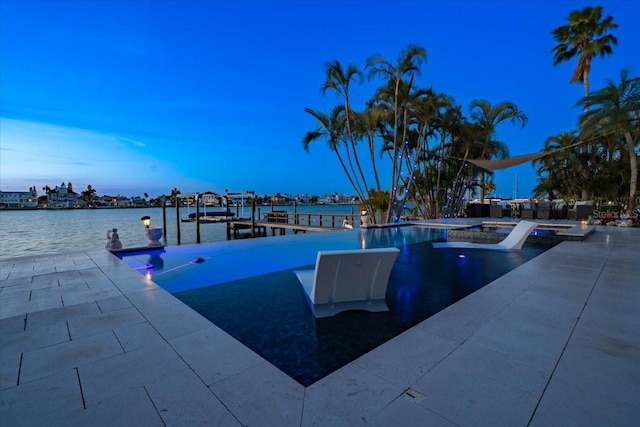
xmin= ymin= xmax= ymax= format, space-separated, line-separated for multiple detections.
xmin=366 ymin=45 xmax=427 ymax=222
xmin=551 ymin=5 xmax=617 ymax=113
xmin=469 ymin=99 xmax=527 ymax=204
xmin=579 ymin=69 xmax=640 ymax=210
xmin=552 ymin=5 xmax=617 ymax=201
xmin=303 ymin=105 xmax=369 ymax=211
xmin=533 ymin=131 xmax=583 ymax=199
xmin=320 ymin=60 xmax=367 ymax=198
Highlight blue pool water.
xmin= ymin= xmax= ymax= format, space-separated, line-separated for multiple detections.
xmin=120 ymin=226 xmax=552 ymax=386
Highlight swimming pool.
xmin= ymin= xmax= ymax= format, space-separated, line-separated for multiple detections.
xmin=120 ymin=226 xmax=552 ymax=386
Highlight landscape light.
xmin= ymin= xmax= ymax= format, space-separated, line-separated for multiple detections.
xmin=141 ymin=216 xmax=151 ymax=228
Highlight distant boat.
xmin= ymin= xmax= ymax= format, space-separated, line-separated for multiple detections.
xmin=182 ymin=211 xmax=235 ymax=223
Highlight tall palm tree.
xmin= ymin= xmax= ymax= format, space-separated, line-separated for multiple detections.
xmin=579 ymin=69 xmax=640 ymax=210
xmin=366 ymin=45 xmax=427 ymax=222
xmin=552 ymin=5 xmax=617 ymax=201
xmin=303 ymin=105 xmax=368 ymax=208
xmin=353 ymin=104 xmax=386 ymax=192
xmin=469 ymin=99 xmax=527 ymax=203
xmin=320 ymin=61 xmax=368 ymax=198
xmin=551 ymin=5 xmax=617 ymax=114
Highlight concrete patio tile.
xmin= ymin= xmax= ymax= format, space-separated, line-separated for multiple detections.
xmin=19 ymin=330 xmax=123 ymax=384
xmin=77 ymin=344 xmax=193 ymax=406
xmin=468 ymin=309 xmax=571 ymax=365
xmin=0 ymin=369 xmax=84 ymax=427
xmin=0 ymin=274 xmax=32 ymax=288
xmin=551 ymin=326 xmax=640 ymax=403
xmin=95 ymin=295 xmax=132 ymax=312
xmin=169 ymin=327 xmax=264 ymax=386
xmin=0 ymin=285 xmax=30 ymax=306
xmin=529 ymin=376 xmax=640 ymax=427
xmin=0 ymin=296 xmax=64 ymax=319
xmin=33 ymin=269 xmax=84 ymax=287
xmin=67 ymin=305 xmax=146 ymax=339
xmin=68 ymin=384 xmax=165 ymax=427
xmin=0 ymin=350 xmax=20 ymax=390
xmin=112 ymin=321 xmax=166 ymax=352
xmin=142 ymin=301 xmax=215 ymax=340
xmin=411 ymin=360 xmax=538 ymax=427
xmin=442 ymin=339 xmax=552 ymax=397
xmin=0 ymin=315 xmax=70 ymax=389
xmin=209 ymin=360 xmax=304 ymax=427
xmin=354 ymin=327 xmax=459 ymax=388
xmin=302 ymin=363 xmax=403 ymax=426
xmin=508 ymin=286 xmax=589 ymax=326
xmin=148 ymin=369 xmax=241 ymax=427
xmin=24 ymin=300 xmax=102 ymax=330
xmin=414 ymin=287 xmax=511 ymax=342
xmin=367 ymin=391 xmax=458 ymax=427
xmin=1 ymin=313 xmax=69 ymax=354
xmin=110 ymin=273 xmax=158 ymax=294
xmin=126 ymin=286 xmax=183 ymax=311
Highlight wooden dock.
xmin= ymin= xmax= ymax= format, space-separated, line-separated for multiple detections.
xmin=227 ymin=220 xmax=339 ymax=238
xmin=225 ymin=208 xmax=361 ymax=239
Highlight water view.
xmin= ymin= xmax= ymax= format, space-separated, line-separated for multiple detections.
xmin=0 ymin=204 xmax=360 ymax=259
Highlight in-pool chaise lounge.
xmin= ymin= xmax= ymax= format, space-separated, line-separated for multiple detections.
xmin=432 ymin=220 xmax=538 ymax=251
xmin=294 ymin=248 xmax=400 ymax=318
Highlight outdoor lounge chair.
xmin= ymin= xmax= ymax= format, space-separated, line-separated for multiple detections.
xmin=432 ymin=220 xmax=538 ymax=251
xmin=520 ymin=201 xmax=536 ymax=219
xmin=490 ymin=202 xmax=512 ymax=218
xmin=568 ymin=201 xmax=595 ymax=220
xmin=293 ymin=247 xmax=400 ymax=318
xmin=536 ymin=201 xmax=553 ymax=219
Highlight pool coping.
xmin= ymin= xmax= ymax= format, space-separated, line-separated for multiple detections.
xmin=1 ymin=221 xmax=638 ymax=425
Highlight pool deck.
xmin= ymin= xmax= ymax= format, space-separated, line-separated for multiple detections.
xmin=1 ymin=221 xmax=638 ymax=426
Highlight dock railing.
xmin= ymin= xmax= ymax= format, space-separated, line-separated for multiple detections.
xmin=264 ymin=211 xmax=360 ymax=228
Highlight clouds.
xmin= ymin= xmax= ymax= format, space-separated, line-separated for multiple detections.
xmin=0 ymin=118 xmax=181 ymax=195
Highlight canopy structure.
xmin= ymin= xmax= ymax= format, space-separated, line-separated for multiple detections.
xmin=465 ymin=151 xmax=555 ymax=171
xmin=465 ymin=139 xmax=586 ymax=171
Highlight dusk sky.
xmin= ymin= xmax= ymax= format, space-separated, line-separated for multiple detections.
xmin=1 ymin=0 xmax=638 ymax=199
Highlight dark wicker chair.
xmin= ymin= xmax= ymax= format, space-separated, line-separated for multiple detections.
xmin=520 ymin=202 xmax=536 ymax=219
xmin=490 ymin=203 xmax=512 ymax=218
xmin=552 ymin=201 xmax=568 ymax=219
xmin=536 ymin=201 xmax=553 ymax=220
xmin=568 ymin=201 xmax=595 ymax=220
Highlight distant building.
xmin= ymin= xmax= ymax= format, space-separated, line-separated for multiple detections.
xmin=130 ymin=196 xmax=147 ymax=207
xmin=0 ymin=190 xmax=38 ymax=209
xmin=47 ymin=183 xmax=79 ymax=208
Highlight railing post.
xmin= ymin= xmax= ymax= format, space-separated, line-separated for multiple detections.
xmin=175 ymin=196 xmax=181 ymax=245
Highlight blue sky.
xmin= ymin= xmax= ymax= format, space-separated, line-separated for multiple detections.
xmin=1 ymin=0 xmax=638 ymax=199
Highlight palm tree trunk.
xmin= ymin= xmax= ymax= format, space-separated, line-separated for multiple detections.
xmin=624 ymin=130 xmax=638 ymax=210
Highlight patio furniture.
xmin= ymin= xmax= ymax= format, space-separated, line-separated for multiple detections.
xmin=432 ymin=220 xmax=538 ymax=251
xmin=467 ymin=203 xmax=489 ymax=218
xmin=520 ymin=201 xmax=536 ymax=219
xmin=552 ymin=200 xmax=568 ymax=219
xmin=568 ymin=201 xmax=595 ymax=220
xmin=536 ymin=201 xmax=553 ymax=220
xmin=490 ymin=202 xmax=512 ymax=218
xmin=293 ymin=247 xmax=400 ymax=318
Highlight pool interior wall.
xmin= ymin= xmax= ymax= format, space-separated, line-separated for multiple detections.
xmin=120 ymin=226 xmax=553 ymax=386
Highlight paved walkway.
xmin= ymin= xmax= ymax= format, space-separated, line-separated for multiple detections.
xmin=1 ymin=224 xmax=638 ymax=426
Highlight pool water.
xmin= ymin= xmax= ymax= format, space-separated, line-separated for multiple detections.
xmin=120 ymin=226 xmax=552 ymax=386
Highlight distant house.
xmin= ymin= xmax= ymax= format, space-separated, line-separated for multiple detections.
xmin=0 ymin=190 xmax=38 ymax=209
xmin=130 ymin=196 xmax=147 ymax=207
xmin=47 ymin=184 xmax=79 ymax=208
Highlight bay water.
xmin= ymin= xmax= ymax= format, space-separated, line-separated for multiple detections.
xmin=0 ymin=204 xmax=359 ymax=259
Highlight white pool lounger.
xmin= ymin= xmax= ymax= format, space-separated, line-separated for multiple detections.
xmin=294 ymin=247 xmax=400 ymax=318
xmin=432 ymin=220 xmax=538 ymax=251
